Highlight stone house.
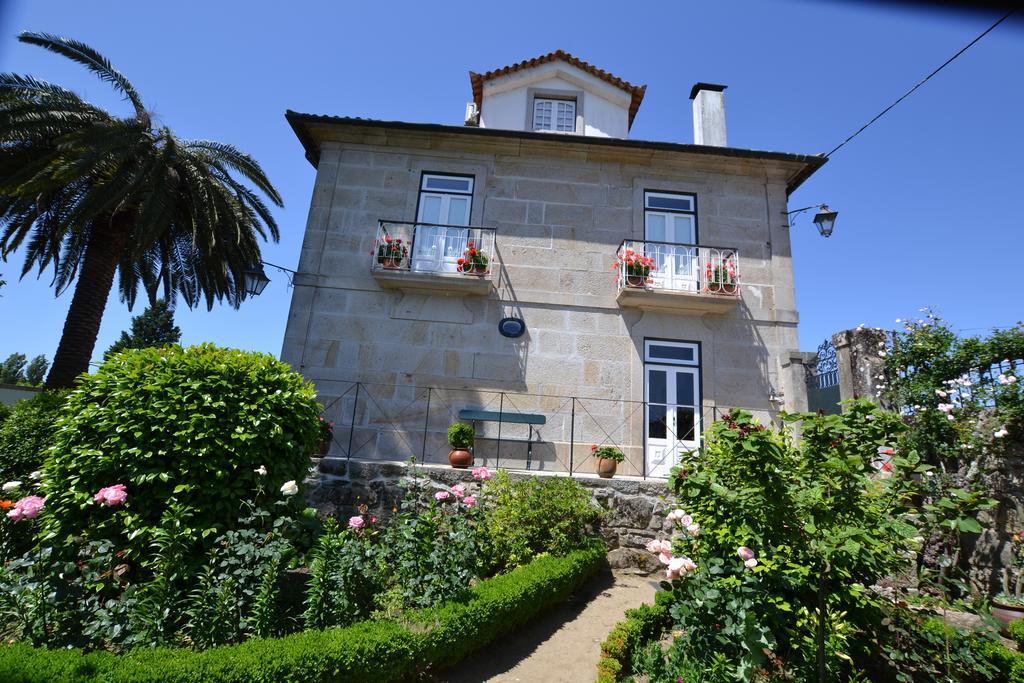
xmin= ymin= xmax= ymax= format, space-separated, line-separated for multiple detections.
xmin=282 ymin=50 xmax=826 ymax=478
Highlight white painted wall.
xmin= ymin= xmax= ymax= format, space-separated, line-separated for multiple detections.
xmin=478 ymin=62 xmax=631 ymax=138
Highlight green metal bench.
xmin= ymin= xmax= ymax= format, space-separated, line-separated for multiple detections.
xmin=458 ymin=409 xmax=546 ymax=469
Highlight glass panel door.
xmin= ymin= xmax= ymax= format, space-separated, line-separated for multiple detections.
xmin=645 ymin=364 xmax=700 ymax=477
xmin=413 ymin=192 xmax=471 ymax=273
xmin=645 ymin=212 xmax=697 ymax=291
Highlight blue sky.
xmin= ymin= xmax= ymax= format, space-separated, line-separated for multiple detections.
xmin=0 ymin=1 xmax=1021 ymax=366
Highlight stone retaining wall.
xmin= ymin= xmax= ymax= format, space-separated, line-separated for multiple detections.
xmin=307 ymin=457 xmax=673 ymax=571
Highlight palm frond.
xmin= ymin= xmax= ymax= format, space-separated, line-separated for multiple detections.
xmin=18 ymin=32 xmax=146 ymax=119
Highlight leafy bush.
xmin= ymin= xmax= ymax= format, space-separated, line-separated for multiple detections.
xmin=377 ymin=472 xmax=481 ymax=613
xmin=1010 ymin=618 xmax=1024 ymax=650
xmin=480 ymin=469 xmax=600 ymax=572
xmin=643 ymin=402 xmax=926 ymax=680
xmin=303 ymin=518 xmax=381 ymax=629
xmin=0 ymin=401 xmax=10 ymax=428
xmin=0 ymin=540 xmax=607 ymax=682
xmin=0 ymin=390 xmax=67 ymax=483
xmin=446 ymin=422 xmax=474 ymax=448
xmin=40 ymin=344 xmax=321 ymax=568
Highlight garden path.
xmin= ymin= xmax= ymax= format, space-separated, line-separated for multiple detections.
xmin=442 ymin=569 xmax=659 ymax=683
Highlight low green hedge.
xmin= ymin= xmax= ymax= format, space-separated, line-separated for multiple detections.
xmin=1010 ymin=618 xmax=1024 ymax=651
xmin=596 ymin=590 xmax=674 ymax=683
xmin=0 ymin=540 xmax=607 ymax=682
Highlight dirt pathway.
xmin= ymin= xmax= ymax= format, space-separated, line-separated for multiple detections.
xmin=441 ymin=569 xmax=660 ymax=683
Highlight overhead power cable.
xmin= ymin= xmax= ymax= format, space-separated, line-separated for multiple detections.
xmin=825 ymin=10 xmax=1014 ymax=158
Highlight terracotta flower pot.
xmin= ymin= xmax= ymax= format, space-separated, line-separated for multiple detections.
xmin=595 ymin=457 xmax=618 ymax=479
xmin=461 ymin=264 xmax=487 ymax=276
xmin=317 ymin=439 xmax=331 ymax=456
xmin=707 ymin=282 xmax=738 ymax=295
xmin=448 ymin=448 xmax=473 ymax=469
xmin=380 ymin=257 xmax=402 ymax=269
xmin=991 ymin=599 xmax=1024 ymax=630
xmin=625 ymin=274 xmax=646 ymax=288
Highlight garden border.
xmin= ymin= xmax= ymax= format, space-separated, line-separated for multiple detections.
xmin=596 ymin=590 xmax=673 ymax=682
xmin=0 ymin=540 xmax=607 ymax=682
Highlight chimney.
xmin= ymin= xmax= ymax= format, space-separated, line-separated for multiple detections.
xmin=689 ymin=83 xmax=727 ymax=147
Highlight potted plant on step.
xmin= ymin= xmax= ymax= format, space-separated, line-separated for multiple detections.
xmin=447 ymin=422 xmax=475 ymax=468
xmin=613 ymin=249 xmax=656 ymax=288
xmin=317 ymin=416 xmax=334 ymax=456
xmin=705 ymin=258 xmax=738 ymax=295
xmin=375 ymin=234 xmax=408 ymax=269
xmin=591 ymin=444 xmax=624 ymax=479
xmin=457 ymin=240 xmax=489 ymax=276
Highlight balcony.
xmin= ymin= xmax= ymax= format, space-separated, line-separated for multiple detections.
xmin=614 ymin=240 xmax=741 ymax=313
xmin=370 ymin=221 xmax=496 ymax=295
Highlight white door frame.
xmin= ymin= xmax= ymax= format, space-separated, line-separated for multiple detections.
xmin=643 ymin=339 xmax=701 ymax=478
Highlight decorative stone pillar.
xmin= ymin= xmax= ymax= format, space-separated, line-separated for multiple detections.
xmin=832 ymin=327 xmax=887 ymax=407
xmin=778 ymin=352 xmax=812 ymax=413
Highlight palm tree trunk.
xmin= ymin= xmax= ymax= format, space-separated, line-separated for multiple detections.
xmin=45 ymin=214 xmax=130 ymax=388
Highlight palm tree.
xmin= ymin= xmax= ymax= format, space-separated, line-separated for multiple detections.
xmin=0 ymin=32 xmax=281 ymax=388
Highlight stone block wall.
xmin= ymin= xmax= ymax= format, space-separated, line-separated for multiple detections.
xmin=307 ymin=458 xmax=673 ymax=571
xmin=283 ymin=122 xmax=811 ymax=474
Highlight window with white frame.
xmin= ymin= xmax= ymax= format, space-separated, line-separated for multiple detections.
xmin=412 ymin=173 xmax=474 ymax=272
xmin=644 ymin=191 xmax=698 ymax=292
xmin=644 ymin=340 xmax=701 ymax=478
xmin=532 ymin=97 xmax=576 ymax=132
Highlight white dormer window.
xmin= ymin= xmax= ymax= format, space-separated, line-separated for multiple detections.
xmin=533 ymin=97 xmax=576 ymax=132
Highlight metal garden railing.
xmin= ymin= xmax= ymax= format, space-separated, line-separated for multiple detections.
xmin=313 ymin=379 xmax=778 ymax=480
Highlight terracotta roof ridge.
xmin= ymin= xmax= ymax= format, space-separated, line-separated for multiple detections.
xmin=468 ymin=50 xmax=647 ymax=129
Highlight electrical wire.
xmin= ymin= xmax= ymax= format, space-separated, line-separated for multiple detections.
xmin=825 ymin=10 xmax=1015 ymax=158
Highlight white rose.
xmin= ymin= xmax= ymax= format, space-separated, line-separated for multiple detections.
xmin=254 ymin=465 xmax=267 ymax=476
xmin=2 ymin=481 xmax=22 ymax=492
xmin=280 ymin=480 xmax=299 ymax=496
xmin=29 ymin=470 xmax=42 ymax=481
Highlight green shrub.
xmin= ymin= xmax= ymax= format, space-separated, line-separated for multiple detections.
xmin=41 ymin=344 xmax=321 ymax=568
xmin=0 ymin=540 xmax=607 ymax=682
xmin=597 ymin=591 xmax=673 ymax=682
xmin=481 ymin=470 xmax=600 ymax=572
xmin=0 ymin=391 xmax=67 ymax=482
xmin=446 ymin=422 xmax=474 ymax=448
xmin=0 ymin=402 xmax=10 ymax=428
xmin=1010 ymin=618 xmax=1024 ymax=650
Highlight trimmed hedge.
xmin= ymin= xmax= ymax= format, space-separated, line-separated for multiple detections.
xmin=0 ymin=540 xmax=607 ymax=682
xmin=596 ymin=590 xmax=674 ymax=683
xmin=1010 ymin=618 xmax=1024 ymax=651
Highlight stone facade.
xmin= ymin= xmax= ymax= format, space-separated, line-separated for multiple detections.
xmin=282 ymin=115 xmax=823 ymax=476
xmin=307 ymin=458 xmax=672 ymax=572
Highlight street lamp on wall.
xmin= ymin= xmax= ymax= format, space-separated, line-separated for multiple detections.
xmin=243 ymin=261 xmax=298 ymax=297
xmin=785 ymin=204 xmax=839 ymax=237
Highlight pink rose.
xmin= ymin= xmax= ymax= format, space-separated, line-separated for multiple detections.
xmin=452 ymin=484 xmax=466 ymax=496
xmin=645 ymin=539 xmax=662 ymax=554
xmin=462 ymin=496 xmax=476 ymax=508
xmin=744 ymin=558 xmax=758 ymax=569
xmin=471 ymin=466 xmax=492 ymax=481
xmin=348 ymin=515 xmax=365 ymax=529
xmin=658 ymin=550 xmax=674 ymax=565
xmin=7 ymin=495 xmax=46 ymax=521
xmin=93 ymin=484 xmax=128 ymax=507
xmin=737 ymin=546 xmax=755 ymax=562
xmin=435 ymin=491 xmax=451 ymax=501
xmin=686 ymin=523 xmax=700 ymax=537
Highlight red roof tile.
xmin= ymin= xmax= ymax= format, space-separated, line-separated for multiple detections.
xmin=469 ymin=50 xmax=647 ymax=129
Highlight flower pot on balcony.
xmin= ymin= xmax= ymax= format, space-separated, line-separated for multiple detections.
xmin=317 ymin=439 xmax=331 ymax=456
xmin=461 ymin=265 xmax=487 ymax=276
xmin=448 ymin=448 xmax=474 ymax=469
xmin=380 ymin=258 xmax=403 ymax=270
xmin=625 ymin=275 xmax=646 ymax=288
xmin=595 ymin=457 xmax=618 ymax=479
xmin=707 ymin=282 xmax=738 ymax=295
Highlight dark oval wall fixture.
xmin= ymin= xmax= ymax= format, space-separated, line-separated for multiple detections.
xmin=498 ymin=317 xmax=526 ymax=338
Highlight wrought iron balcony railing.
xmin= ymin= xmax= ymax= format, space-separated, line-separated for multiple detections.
xmin=615 ymin=240 xmax=740 ymax=297
xmin=371 ymin=220 xmax=496 ymax=277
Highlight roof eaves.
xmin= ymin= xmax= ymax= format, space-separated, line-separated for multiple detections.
xmin=284 ymin=112 xmax=828 ymax=194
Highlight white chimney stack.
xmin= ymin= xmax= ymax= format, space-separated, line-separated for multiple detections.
xmin=690 ymin=83 xmax=727 ymax=147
